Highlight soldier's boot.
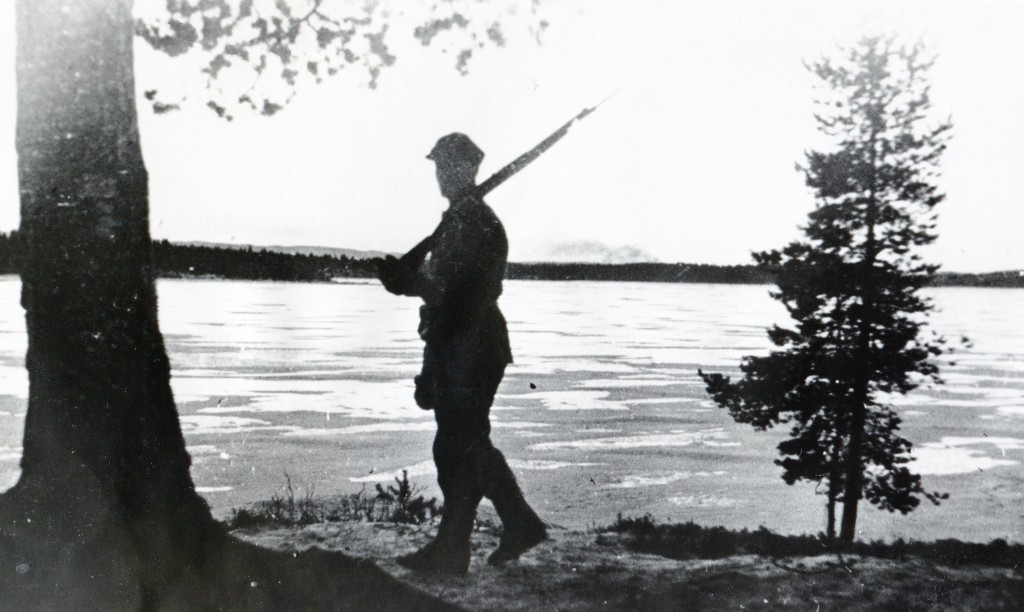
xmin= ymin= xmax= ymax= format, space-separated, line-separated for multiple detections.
xmin=480 ymin=448 xmax=548 ymax=565
xmin=488 ymin=523 xmax=547 ymax=566
xmin=398 ymin=469 xmax=479 ymax=575
xmin=396 ymin=538 xmax=471 ymax=576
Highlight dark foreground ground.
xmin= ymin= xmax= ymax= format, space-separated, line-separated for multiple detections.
xmin=234 ymin=512 xmax=1024 ymax=611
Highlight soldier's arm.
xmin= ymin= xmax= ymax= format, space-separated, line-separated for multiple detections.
xmin=377 ymin=224 xmax=442 ymax=298
xmin=380 ymin=242 xmax=428 ymax=296
xmin=377 ymin=255 xmax=422 ymax=297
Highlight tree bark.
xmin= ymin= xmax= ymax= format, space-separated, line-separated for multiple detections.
xmin=825 ymin=495 xmax=836 ymax=542
xmin=1 ymin=0 xmax=218 ymax=604
xmin=838 ymin=403 xmax=863 ymax=543
xmin=826 ymin=450 xmax=840 ymax=542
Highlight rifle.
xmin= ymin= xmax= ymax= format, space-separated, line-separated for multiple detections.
xmin=391 ymin=94 xmax=616 ymax=268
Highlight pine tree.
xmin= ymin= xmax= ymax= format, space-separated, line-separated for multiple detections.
xmin=699 ymin=36 xmax=951 ymax=544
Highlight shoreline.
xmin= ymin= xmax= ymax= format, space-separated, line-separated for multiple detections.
xmin=2 ymin=272 xmax=1013 ymax=290
xmin=231 ymin=518 xmax=1024 ymax=610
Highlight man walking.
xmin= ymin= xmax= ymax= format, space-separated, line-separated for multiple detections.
xmin=377 ymin=133 xmax=547 ymax=575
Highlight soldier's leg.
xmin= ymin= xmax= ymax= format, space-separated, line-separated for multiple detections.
xmin=397 ymin=389 xmax=483 ymax=575
xmin=469 ymin=365 xmax=548 ymax=564
xmin=434 ymin=401 xmax=484 ymax=561
xmin=474 ymin=441 xmax=547 ymax=564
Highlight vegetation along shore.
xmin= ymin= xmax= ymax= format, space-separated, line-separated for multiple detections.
xmin=0 ymin=233 xmax=1019 ymax=287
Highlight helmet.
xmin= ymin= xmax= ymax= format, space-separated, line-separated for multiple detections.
xmin=426 ymin=133 xmax=484 ymax=166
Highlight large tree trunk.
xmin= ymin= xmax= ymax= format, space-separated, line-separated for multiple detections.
xmin=0 ymin=0 xmax=218 ymax=605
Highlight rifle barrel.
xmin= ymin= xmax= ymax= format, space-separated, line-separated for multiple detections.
xmin=394 ymin=94 xmax=615 ymax=265
xmin=476 ymin=105 xmax=596 ymax=196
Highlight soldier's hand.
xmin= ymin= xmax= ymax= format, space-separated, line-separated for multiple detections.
xmin=376 ymin=256 xmax=399 ymax=292
xmin=377 ymin=255 xmax=418 ymax=296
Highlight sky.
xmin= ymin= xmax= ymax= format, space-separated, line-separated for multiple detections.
xmin=0 ymin=1 xmax=1022 ymax=272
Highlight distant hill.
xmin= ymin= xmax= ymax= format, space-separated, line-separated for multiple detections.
xmin=529 ymin=241 xmax=659 ymax=264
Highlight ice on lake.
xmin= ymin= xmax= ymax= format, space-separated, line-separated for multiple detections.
xmin=1 ymin=276 xmax=1023 ymax=542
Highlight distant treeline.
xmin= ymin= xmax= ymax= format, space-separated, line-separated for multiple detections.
xmin=152 ymin=240 xmax=378 ymax=281
xmin=931 ymin=270 xmax=1024 ymax=288
xmin=0 ymin=232 xmax=1021 ymax=287
xmin=505 ymin=262 xmax=774 ymax=284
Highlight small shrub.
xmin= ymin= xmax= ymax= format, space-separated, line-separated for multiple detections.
xmin=608 ymin=513 xmax=658 ymax=535
xmin=226 ymin=471 xmax=440 ymax=530
xmin=227 ymin=507 xmax=273 ymax=530
xmin=374 ymin=470 xmax=441 ymax=525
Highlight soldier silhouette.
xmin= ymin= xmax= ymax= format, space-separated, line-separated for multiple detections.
xmin=377 ymin=133 xmax=547 ymax=575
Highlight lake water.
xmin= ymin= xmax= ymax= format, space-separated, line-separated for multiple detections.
xmin=1 ymin=276 xmax=1022 ymax=542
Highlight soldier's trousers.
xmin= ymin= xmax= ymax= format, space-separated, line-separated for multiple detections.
xmin=429 ymin=362 xmax=543 ymax=556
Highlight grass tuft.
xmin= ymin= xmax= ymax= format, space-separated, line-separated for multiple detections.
xmin=227 ymin=471 xmax=440 ymax=530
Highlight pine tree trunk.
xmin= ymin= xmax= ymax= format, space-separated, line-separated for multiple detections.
xmin=840 ymin=299 xmax=872 ymax=544
xmin=825 ymin=498 xmax=836 ymax=542
xmin=826 ymin=482 xmax=837 ymax=542
xmin=840 ymin=241 xmax=874 ymax=545
xmin=1 ymin=0 xmax=218 ymax=604
xmin=839 ymin=115 xmax=883 ymax=545
xmin=825 ymin=442 xmax=843 ymax=543
xmin=839 ymin=395 xmax=865 ymax=543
